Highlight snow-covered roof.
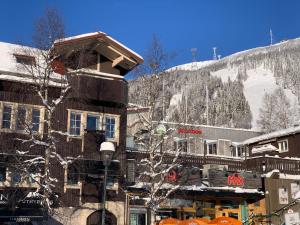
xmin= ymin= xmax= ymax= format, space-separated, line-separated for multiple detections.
xmin=251 ymin=144 xmax=278 ymax=154
xmin=54 ymin=31 xmax=144 ymax=64
xmin=0 ymin=41 xmax=39 ymax=74
xmin=264 ymin=169 xmax=300 ymax=180
xmin=244 ymin=126 xmax=300 ymax=145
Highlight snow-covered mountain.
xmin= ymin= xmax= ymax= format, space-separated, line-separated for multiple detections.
xmin=129 ymin=38 xmax=300 ymax=130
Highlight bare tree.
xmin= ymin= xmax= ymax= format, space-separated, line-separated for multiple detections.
xmin=128 ymin=36 xmax=188 ymax=214
xmin=11 ymin=7 xmax=76 ymax=216
xmin=257 ymin=87 xmax=293 ymax=132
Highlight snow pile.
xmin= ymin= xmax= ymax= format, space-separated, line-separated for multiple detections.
xmin=251 ymin=144 xmax=278 ymax=154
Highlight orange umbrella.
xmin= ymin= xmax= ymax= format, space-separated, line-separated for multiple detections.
xmin=178 ymin=218 xmax=209 ymax=225
xmin=194 ymin=218 xmax=210 ymax=224
xmin=209 ymin=217 xmax=242 ymax=225
xmin=159 ymin=218 xmax=181 ymax=225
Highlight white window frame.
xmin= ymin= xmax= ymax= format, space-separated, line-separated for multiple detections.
xmin=278 ymin=139 xmax=288 ymax=153
xmin=67 ymin=109 xmax=120 ymax=144
xmin=69 ymin=111 xmax=82 ymax=136
xmin=0 ymin=101 xmax=44 ymax=134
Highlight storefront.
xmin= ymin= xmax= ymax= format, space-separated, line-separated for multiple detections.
xmin=128 ymin=168 xmax=265 ymax=225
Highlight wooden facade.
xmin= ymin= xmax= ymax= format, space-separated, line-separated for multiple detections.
xmin=0 ymin=32 xmax=143 ymax=225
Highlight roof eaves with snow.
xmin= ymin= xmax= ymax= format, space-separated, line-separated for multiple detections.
xmin=53 ymin=31 xmax=144 ymax=64
xmin=243 ymin=126 xmax=300 ymax=145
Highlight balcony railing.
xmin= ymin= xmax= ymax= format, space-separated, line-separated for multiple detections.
xmin=126 ymin=147 xmax=300 ymax=174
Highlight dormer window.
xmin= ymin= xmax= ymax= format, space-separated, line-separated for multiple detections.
xmin=14 ymin=54 xmax=35 ymax=66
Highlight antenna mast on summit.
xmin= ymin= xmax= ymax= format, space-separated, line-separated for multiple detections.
xmin=213 ymin=47 xmax=217 ymax=60
xmin=270 ymin=29 xmax=273 ymax=45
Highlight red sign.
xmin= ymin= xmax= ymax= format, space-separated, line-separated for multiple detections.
xmin=227 ymin=174 xmax=244 ymax=186
xmin=166 ymin=171 xmax=177 ymax=182
xmin=177 ymin=128 xmax=202 ymax=135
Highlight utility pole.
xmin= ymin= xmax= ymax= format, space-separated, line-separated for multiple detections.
xmin=206 ymin=85 xmax=209 ymax=125
xmin=213 ymin=47 xmax=217 ymax=60
xmin=270 ymin=29 xmax=273 ymax=46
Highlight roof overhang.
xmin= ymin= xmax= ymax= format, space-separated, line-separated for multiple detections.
xmin=51 ymin=31 xmax=144 ymax=71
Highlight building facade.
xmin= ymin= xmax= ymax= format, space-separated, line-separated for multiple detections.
xmin=126 ymin=112 xmax=265 ymax=225
xmin=0 ymin=32 xmax=143 ymax=225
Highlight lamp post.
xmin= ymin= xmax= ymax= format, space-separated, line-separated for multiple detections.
xmin=100 ymin=141 xmax=115 ymax=225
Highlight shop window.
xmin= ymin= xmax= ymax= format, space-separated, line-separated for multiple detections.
xmin=2 ymin=105 xmax=12 ymax=129
xmin=220 ymin=200 xmax=239 ymax=209
xmin=12 ymin=171 xmax=21 ymax=184
xmin=32 ymin=108 xmax=40 ymax=132
xmin=67 ymin=165 xmax=79 ymax=185
xmin=203 ymin=200 xmax=216 ymax=208
xmin=87 ymin=114 xmax=100 ymax=131
xmin=16 ymin=107 xmax=27 ymax=131
xmin=130 ymin=212 xmax=146 ymax=225
xmin=70 ymin=112 xmax=81 ymax=135
xmin=278 ymin=140 xmax=288 ymax=153
xmin=105 ymin=116 xmax=115 ymax=139
xmin=0 ymin=167 xmax=6 ymax=182
xmin=228 ymin=212 xmax=239 ymax=219
xmin=207 ymin=142 xmax=217 ymax=155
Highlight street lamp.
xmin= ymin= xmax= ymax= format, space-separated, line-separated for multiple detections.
xmin=100 ymin=141 xmax=115 ymax=225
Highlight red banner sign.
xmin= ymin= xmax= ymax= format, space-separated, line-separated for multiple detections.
xmin=177 ymin=128 xmax=202 ymax=135
xmin=227 ymin=174 xmax=244 ymax=186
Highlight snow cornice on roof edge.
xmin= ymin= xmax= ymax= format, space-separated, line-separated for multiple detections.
xmin=243 ymin=126 xmax=300 ymax=145
xmin=53 ymin=31 xmax=144 ymax=64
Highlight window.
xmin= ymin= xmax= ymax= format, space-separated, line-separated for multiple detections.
xmin=178 ymin=140 xmax=188 ymax=152
xmin=207 ymin=142 xmax=217 ymax=155
xmin=12 ymin=171 xmax=21 ymax=184
xmin=32 ymin=109 xmax=40 ymax=132
xmin=16 ymin=107 xmax=26 ymax=131
xmin=105 ymin=116 xmax=115 ymax=139
xmin=87 ymin=114 xmax=100 ymax=131
xmin=70 ymin=112 xmax=81 ymax=135
xmin=0 ymin=167 xmax=6 ymax=182
xmin=2 ymin=105 xmax=12 ymax=129
xmin=278 ymin=140 xmax=288 ymax=153
xmin=220 ymin=200 xmax=239 ymax=209
xmin=14 ymin=54 xmax=35 ymax=66
xmin=67 ymin=165 xmax=79 ymax=185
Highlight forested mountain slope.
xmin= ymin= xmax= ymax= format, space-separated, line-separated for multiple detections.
xmin=129 ymin=38 xmax=300 ymax=130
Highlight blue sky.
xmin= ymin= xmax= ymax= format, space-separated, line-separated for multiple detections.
xmin=1 ymin=0 xmax=300 ymax=69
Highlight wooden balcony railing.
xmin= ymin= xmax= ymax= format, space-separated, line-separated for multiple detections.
xmin=126 ymin=148 xmax=300 ymax=174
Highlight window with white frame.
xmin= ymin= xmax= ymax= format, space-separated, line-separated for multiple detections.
xmin=2 ymin=105 xmax=12 ymax=129
xmin=105 ymin=116 xmax=116 ymax=139
xmin=0 ymin=102 xmax=43 ymax=133
xmin=278 ymin=140 xmax=288 ymax=153
xmin=70 ymin=111 xmax=81 ymax=135
xmin=174 ymin=138 xmax=188 ymax=152
xmin=207 ymin=142 xmax=217 ymax=155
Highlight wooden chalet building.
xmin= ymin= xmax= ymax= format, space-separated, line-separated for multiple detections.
xmin=0 ymin=32 xmax=143 ymax=225
xmin=243 ymin=125 xmax=300 ymax=225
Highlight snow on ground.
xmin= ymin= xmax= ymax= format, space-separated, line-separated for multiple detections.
xmin=210 ymin=64 xmax=298 ymax=129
